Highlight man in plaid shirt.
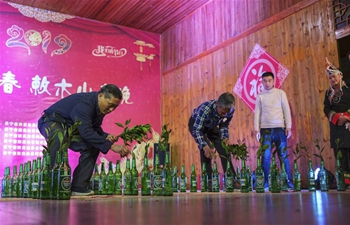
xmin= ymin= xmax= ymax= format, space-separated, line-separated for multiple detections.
xmin=188 ymin=92 xmax=236 ymax=191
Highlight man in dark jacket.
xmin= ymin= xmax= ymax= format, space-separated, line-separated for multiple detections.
xmin=38 ymin=84 xmax=129 ymax=196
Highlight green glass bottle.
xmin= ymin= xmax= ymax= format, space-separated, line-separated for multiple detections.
xmin=27 ymin=161 xmax=33 ymax=198
xmin=163 ymin=152 xmax=173 ymax=196
xmin=51 ymin=151 xmax=61 ymax=199
xmin=172 ymin=166 xmax=178 ymax=193
xmin=319 ymin=160 xmax=328 ymax=192
xmin=8 ymin=167 xmax=12 ymax=197
xmin=236 ymin=166 xmax=241 ymax=184
xmin=107 ymin=161 xmax=115 ymax=195
xmin=255 ymin=158 xmax=265 ymax=193
xmin=17 ymin=164 xmax=24 ymax=198
xmin=58 ymin=149 xmax=71 ymax=200
xmin=293 ymin=161 xmax=301 ymax=192
xmin=40 ymin=154 xmax=52 ymax=199
xmin=36 ymin=157 xmax=42 ymax=199
xmin=179 ymin=165 xmax=187 ymax=192
xmin=280 ymin=163 xmax=288 ymax=192
xmin=99 ymin=162 xmax=107 ymax=195
xmin=225 ymin=161 xmax=234 ymax=193
xmin=7 ymin=167 xmax=11 ymax=197
xmin=212 ymin=161 xmax=220 ymax=192
xmin=23 ymin=163 xmax=30 ymax=198
xmin=92 ymin=164 xmax=99 ymax=195
xmin=141 ymin=157 xmax=151 ymax=196
xmin=235 ymin=167 xmax=241 ymax=190
xmin=190 ymin=164 xmax=197 ymax=193
xmin=270 ymin=157 xmax=281 ymax=193
xmin=123 ymin=159 xmax=132 ymax=195
xmin=114 ymin=161 xmax=122 ymax=195
xmin=11 ymin=166 xmax=18 ymax=198
xmin=307 ymin=160 xmax=316 ymax=192
xmin=1 ymin=167 xmax=10 ymax=198
xmin=201 ymin=163 xmax=208 ymax=192
xmin=247 ymin=166 xmax=252 ymax=192
xmin=335 ymin=158 xmax=346 ymax=191
xmin=31 ymin=159 xmax=38 ymax=199
xmin=1 ymin=168 xmax=6 ymax=198
xmin=240 ymin=160 xmax=249 ymax=193
xmin=131 ymin=158 xmax=139 ymax=195
xmin=152 ymin=154 xmax=163 ymax=196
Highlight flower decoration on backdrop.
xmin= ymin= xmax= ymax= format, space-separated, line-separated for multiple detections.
xmin=9 ymin=3 xmax=74 ymax=23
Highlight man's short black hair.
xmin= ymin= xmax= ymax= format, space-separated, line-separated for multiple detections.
xmin=99 ymin=84 xmax=122 ymax=99
xmin=262 ymin=71 xmax=274 ymax=79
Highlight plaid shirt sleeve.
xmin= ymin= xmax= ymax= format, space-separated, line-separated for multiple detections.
xmin=219 ymin=115 xmax=233 ymax=140
xmin=192 ymin=104 xmax=211 ymax=149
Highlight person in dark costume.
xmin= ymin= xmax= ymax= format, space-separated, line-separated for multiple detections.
xmin=323 ymin=58 xmax=350 ymax=177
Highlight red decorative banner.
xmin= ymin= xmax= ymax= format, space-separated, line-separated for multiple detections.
xmin=233 ymin=44 xmax=289 ymax=111
xmin=0 ymin=2 xmax=161 ymax=174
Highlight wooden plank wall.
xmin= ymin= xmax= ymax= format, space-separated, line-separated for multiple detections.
xmin=161 ymin=0 xmax=339 ymax=187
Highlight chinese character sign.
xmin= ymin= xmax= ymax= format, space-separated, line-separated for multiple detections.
xmin=233 ymin=44 xmax=289 ymax=111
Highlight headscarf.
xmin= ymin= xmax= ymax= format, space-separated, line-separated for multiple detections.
xmin=325 ymin=57 xmax=347 ymax=104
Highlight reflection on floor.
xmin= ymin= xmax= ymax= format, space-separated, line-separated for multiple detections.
xmin=0 ymin=190 xmax=349 ymax=225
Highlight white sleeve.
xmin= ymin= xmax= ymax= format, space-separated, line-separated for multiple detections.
xmin=254 ymin=95 xmax=261 ymax=131
xmin=281 ymin=91 xmax=292 ymax=129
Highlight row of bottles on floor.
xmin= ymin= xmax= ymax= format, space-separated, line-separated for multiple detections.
xmin=1 ymin=152 xmax=347 ymax=198
xmin=1 ymin=150 xmax=71 ymax=199
xmin=88 ymin=153 xmax=347 ymax=195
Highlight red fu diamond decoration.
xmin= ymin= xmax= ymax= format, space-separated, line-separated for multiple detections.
xmin=233 ymin=44 xmax=289 ymax=111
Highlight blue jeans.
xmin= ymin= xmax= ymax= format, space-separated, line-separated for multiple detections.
xmin=261 ymin=128 xmax=292 ymax=188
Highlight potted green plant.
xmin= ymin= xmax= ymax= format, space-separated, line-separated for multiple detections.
xmin=44 ymin=119 xmax=82 ymax=200
xmin=115 ymin=119 xmax=152 ymax=195
xmin=255 ymin=139 xmax=268 ymax=193
xmin=300 ymin=143 xmax=316 ymax=191
xmin=291 ymin=143 xmax=303 ymax=191
xmin=221 ymin=139 xmax=249 ymax=162
xmin=334 ymin=138 xmax=346 ymax=191
xmin=222 ymin=139 xmax=249 ymax=192
xmin=313 ymin=139 xmax=328 ymax=191
xmin=43 ymin=119 xmax=82 ymax=155
xmin=155 ymin=124 xmax=172 ymax=166
xmin=115 ymin=119 xmax=152 ymax=157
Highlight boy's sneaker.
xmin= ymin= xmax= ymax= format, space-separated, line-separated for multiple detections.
xmin=71 ymin=187 xmax=94 ymax=196
xmin=287 ymin=181 xmax=294 ymax=191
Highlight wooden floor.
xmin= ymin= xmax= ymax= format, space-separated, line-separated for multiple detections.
xmin=1 ymin=190 xmax=349 ymax=225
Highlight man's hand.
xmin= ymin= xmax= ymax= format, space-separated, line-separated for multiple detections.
xmin=203 ymin=145 xmax=215 ymax=159
xmin=110 ymin=144 xmax=129 ymax=157
xmin=223 ymin=138 xmax=230 ymax=145
xmin=106 ymin=134 xmax=118 ymax=142
xmin=285 ymin=128 xmax=292 ymax=139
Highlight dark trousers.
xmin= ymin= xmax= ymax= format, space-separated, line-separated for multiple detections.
xmin=38 ymin=114 xmax=99 ymax=192
xmin=333 ymin=148 xmax=350 ymax=173
xmin=188 ymin=117 xmax=235 ymax=179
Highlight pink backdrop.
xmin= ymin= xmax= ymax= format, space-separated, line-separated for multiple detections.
xmin=0 ymin=2 xmax=161 ymax=175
